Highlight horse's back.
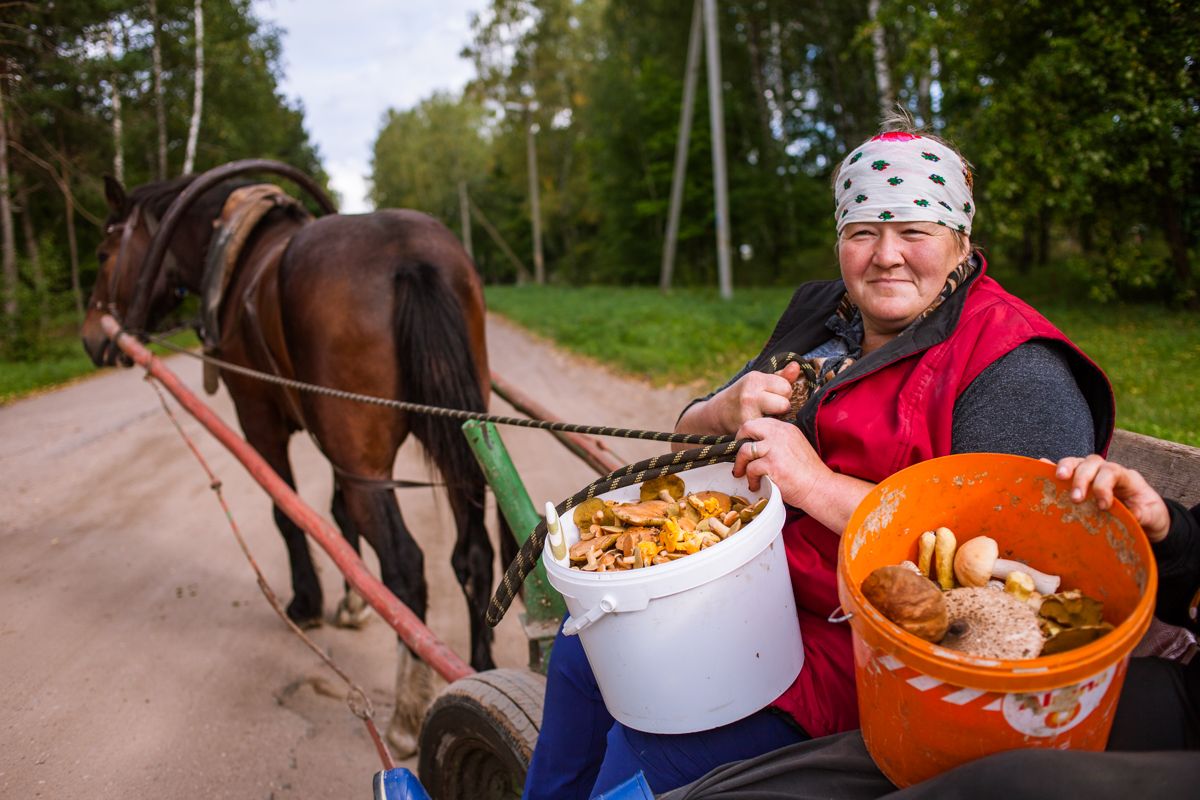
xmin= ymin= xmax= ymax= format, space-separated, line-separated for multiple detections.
xmin=276 ymin=209 xmax=488 ymax=392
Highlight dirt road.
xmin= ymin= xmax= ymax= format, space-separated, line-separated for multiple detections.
xmin=0 ymin=315 xmax=697 ymax=799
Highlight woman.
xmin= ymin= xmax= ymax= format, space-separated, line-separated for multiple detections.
xmin=523 ymin=119 xmax=1115 ymax=800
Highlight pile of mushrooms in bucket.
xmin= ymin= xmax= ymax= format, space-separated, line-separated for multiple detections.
xmin=862 ymin=528 xmax=1114 ymax=660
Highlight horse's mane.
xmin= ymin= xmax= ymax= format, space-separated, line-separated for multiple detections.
xmin=108 ymin=175 xmax=258 ymax=227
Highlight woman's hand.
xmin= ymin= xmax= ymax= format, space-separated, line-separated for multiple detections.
xmin=1053 ymin=455 xmax=1171 ymax=543
xmin=675 ymin=362 xmax=802 ymax=442
xmin=732 ymin=417 xmax=875 ymax=534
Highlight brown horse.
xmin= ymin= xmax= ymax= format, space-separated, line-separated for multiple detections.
xmin=81 ymin=174 xmax=504 ymax=756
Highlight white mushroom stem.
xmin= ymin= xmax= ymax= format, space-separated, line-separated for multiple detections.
xmin=990 ymin=559 xmax=1060 ymax=594
xmin=546 ymin=501 xmax=569 ymax=566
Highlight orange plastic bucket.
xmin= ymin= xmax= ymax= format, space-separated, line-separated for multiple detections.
xmin=837 ymin=453 xmax=1157 ymax=788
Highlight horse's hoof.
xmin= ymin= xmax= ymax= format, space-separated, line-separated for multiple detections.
xmin=335 ymin=591 xmax=372 ymax=630
xmin=385 ymin=719 xmax=419 ymax=760
xmin=286 ymin=597 xmax=323 ymax=629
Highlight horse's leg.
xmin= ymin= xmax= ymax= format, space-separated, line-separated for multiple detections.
xmin=445 ymin=475 xmax=496 ymax=673
xmin=331 ymin=485 xmax=372 ymax=629
xmin=498 ymin=509 xmax=520 ymax=582
xmin=337 ymin=478 xmax=435 ymax=759
xmin=231 ymin=399 xmax=323 ymax=626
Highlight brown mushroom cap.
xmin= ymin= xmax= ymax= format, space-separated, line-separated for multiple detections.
xmin=611 ymin=500 xmax=670 ymax=527
xmin=938 ymin=588 xmax=1044 ymax=660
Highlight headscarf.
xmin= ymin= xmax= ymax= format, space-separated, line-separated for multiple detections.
xmin=834 ymin=132 xmax=975 ymax=235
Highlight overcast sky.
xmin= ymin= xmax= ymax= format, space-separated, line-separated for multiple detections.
xmin=252 ymin=0 xmax=490 ymax=213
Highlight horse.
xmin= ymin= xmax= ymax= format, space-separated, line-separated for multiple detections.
xmin=81 ymin=173 xmax=508 ymax=757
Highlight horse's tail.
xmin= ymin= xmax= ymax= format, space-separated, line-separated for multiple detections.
xmin=392 ymin=260 xmax=486 ymax=496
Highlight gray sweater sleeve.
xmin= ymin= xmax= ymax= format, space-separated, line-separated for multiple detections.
xmin=951 ymin=340 xmax=1096 ymax=461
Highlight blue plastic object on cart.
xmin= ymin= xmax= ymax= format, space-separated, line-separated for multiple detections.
xmin=372 ymin=768 xmax=433 ymax=800
xmin=594 ymin=770 xmax=655 ymax=800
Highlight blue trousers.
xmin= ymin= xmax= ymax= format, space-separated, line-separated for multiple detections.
xmin=523 ymin=617 xmax=810 ymax=800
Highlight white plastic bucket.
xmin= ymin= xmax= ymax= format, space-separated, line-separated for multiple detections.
xmin=544 ymin=462 xmax=804 ymax=734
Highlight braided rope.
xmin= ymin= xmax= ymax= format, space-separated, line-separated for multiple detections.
xmin=144 ymin=332 xmax=736 ymax=448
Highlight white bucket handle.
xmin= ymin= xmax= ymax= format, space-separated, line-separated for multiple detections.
xmin=828 ymin=605 xmax=854 ymax=624
xmin=562 ymin=595 xmax=618 ymax=636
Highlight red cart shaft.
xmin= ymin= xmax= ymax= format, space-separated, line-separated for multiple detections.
xmin=102 ymin=315 xmax=475 ymax=684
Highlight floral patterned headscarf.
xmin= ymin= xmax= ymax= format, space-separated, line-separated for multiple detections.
xmin=834 ymin=132 xmax=975 ymax=235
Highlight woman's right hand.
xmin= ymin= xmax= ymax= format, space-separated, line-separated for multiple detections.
xmin=1054 ymin=455 xmax=1171 ymax=543
xmin=676 ymin=361 xmax=802 ymax=439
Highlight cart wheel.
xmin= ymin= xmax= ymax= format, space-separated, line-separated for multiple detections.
xmin=417 ymin=668 xmax=546 ymax=800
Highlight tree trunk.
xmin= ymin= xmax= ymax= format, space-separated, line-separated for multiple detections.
xmin=525 ymin=113 xmax=544 ymax=284
xmin=105 ymin=22 xmax=125 ymax=184
xmin=150 ymin=0 xmax=168 ymax=180
xmin=1157 ymin=183 xmax=1194 ymax=304
xmin=868 ymin=0 xmax=893 ymax=110
xmin=183 ymin=0 xmax=204 ymax=175
xmin=0 ymin=78 xmax=16 ymax=332
xmin=16 ymin=185 xmax=45 ymax=329
xmin=57 ymin=128 xmax=82 ymax=319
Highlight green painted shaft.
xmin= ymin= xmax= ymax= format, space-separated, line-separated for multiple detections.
xmin=462 ymin=420 xmax=566 ymax=625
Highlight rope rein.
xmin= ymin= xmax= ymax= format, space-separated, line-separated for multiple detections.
xmin=139 ymin=328 xmax=801 ymax=627
xmin=143 ymin=331 xmax=737 ymax=448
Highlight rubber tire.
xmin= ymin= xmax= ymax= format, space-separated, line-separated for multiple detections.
xmin=418 ymin=668 xmax=547 ymax=800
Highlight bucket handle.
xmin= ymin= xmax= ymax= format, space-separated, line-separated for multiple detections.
xmin=828 ymin=605 xmax=853 ymax=625
xmin=562 ymin=596 xmax=618 ymax=636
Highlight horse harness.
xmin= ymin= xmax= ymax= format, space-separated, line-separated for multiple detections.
xmin=95 ymin=204 xmax=183 ymax=318
xmin=196 ymin=186 xmax=440 ymax=492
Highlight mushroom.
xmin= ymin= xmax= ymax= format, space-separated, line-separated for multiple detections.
xmin=917 ymin=531 xmax=936 ymax=579
xmin=611 ymin=500 xmax=671 ymax=527
xmin=1004 ymin=571 xmax=1035 ymax=602
xmin=862 ymin=565 xmax=949 ymax=642
xmin=953 ymin=536 xmax=1061 ymax=594
xmin=573 ymin=498 xmax=614 ymax=531
xmin=934 ymin=527 xmax=957 ymax=590
xmin=898 ymin=560 xmax=923 ymax=576
xmin=938 ymin=588 xmax=1044 ymax=660
xmin=640 ymin=474 xmax=686 ymax=502
xmin=1042 ymin=623 xmax=1115 ymax=655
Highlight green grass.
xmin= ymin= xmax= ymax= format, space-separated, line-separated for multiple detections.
xmin=486 ymin=285 xmax=1200 ymax=448
xmin=0 ymin=326 xmax=201 ymax=405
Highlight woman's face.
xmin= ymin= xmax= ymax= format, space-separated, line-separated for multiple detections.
xmin=838 ymin=221 xmax=968 ymax=338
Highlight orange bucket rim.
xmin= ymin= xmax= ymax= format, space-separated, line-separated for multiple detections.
xmin=837 ymin=453 xmax=1158 ymax=693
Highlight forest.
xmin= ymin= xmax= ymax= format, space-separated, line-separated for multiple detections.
xmin=372 ymin=0 xmax=1199 ymax=302
xmin=0 ymin=0 xmax=325 ymax=363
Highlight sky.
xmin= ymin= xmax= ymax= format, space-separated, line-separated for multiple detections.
xmin=252 ymin=0 xmax=491 ymax=213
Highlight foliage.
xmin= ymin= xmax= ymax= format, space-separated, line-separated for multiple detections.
xmin=2 ymin=0 xmax=326 ymax=360
xmin=367 ymin=0 xmax=1197 ymax=305
xmin=371 ymin=92 xmax=491 ymax=227
xmin=485 ymin=284 xmax=1200 ymax=446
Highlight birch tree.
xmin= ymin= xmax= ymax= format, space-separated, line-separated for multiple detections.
xmin=183 ymin=0 xmax=204 ymax=175
xmin=105 ymin=21 xmax=125 ymax=184
xmin=149 ymin=0 xmax=167 ymax=179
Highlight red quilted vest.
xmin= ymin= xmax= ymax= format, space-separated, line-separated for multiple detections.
xmin=762 ymin=263 xmax=1114 ymax=738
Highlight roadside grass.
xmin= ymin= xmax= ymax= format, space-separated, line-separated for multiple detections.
xmin=485 ymin=285 xmax=1200 ymax=448
xmin=0 ymin=325 xmax=200 ymax=405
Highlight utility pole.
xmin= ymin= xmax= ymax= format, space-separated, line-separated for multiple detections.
xmin=458 ymin=180 xmax=473 ymax=260
xmin=526 ymin=111 xmax=544 ymax=284
xmin=703 ymin=0 xmax=733 ymax=300
xmin=660 ymin=0 xmax=703 ymax=294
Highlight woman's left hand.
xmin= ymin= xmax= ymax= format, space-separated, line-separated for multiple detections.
xmin=732 ymin=418 xmax=831 ymax=509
